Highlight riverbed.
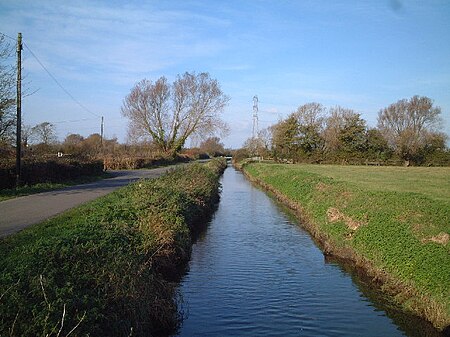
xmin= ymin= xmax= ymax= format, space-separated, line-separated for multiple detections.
xmin=174 ymin=167 xmax=441 ymax=337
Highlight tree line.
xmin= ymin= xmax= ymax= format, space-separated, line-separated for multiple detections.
xmin=2 ymin=32 xmax=447 ymax=168
xmin=242 ymin=96 xmax=449 ymax=166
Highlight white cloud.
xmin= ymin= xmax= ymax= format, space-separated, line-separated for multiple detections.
xmin=2 ymin=1 xmax=230 ymax=85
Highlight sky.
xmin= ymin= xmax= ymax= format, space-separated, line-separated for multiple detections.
xmin=1 ymin=0 xmax=449 ymax=148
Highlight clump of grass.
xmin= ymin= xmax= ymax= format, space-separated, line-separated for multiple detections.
xmin=243 ymin=162 xmax=450 ymax=331
xmin=0 ymin=158 xmax=227 ymax=336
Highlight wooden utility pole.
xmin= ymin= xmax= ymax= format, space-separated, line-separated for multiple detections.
xmin=100 ymin=116 xmax=104 ymax=146
xmin=15 ymin=32 xmax=22 ymax=187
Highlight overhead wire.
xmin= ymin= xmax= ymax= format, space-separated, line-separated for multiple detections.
xmin=51 ymin=118 xmax=98 ymax=124
xmin=0 ymin=32 xmax=17 ymax=41
xmin=22 ymin=42 xmax=101 ymax=119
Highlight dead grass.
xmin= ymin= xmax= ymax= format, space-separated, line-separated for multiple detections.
xmin=326 ymin=207 xmax=365 ymax=231
xmin=422 ymin=233 xmax=449 ymax=245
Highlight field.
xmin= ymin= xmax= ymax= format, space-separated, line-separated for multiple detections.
xmin=296 ymin=164 xmax=450 ymax=202
xmin=243 ymin=162 xmax=450 ymax=331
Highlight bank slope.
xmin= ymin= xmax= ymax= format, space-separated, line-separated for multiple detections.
xmin=0 ymin=159 xmax=226 ymax=337
xmin=243 ymin=162 xmax=450 ymax=331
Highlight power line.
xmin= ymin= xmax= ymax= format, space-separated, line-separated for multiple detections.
xmin=0 ymin=32 xmax=17 ymax=41
xmin=23 ymin=42 xmax=101 ymax=118
xmin=51 ymin=117 xmax=98 ymax=124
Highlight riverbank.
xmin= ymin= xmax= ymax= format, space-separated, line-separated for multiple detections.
xmin=240 ymin=162 xmax=450 ymax=332
xmin=0 ymin=159 xmax=227 ymax=336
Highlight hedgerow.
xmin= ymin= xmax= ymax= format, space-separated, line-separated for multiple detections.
xmin=0 ymin=158 xmax=226 ymax=336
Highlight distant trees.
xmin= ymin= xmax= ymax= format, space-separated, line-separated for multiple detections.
xmin=0 ymin=35 xmax=15 ymax=145
xmin=293 ymin=102 xmax=325 ymax=155
xmin=121 ymin=72 xmax=229 ymax=155
xmin=244 ymin=96 xmax=449 ymax=166
xmin=30 ymin=122 xmax=57 ymax=145
xmin=61 ymin=133 xmax=119 ymax=157
xmin=272 ymin=114 xmax=298 ymax=160
xmin=377 ymin=95 xmax=443 ymax=164
xmin=199 ymin=137 xmax=225 ymax=157
xmin=242 ymin=136 xmax=265 ymax=157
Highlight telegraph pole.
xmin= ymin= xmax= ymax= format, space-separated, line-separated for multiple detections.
xmin=100 ymin=116 xmax=104 ymax=146
xmin=15 ymin=33 xmax=22 ymax=187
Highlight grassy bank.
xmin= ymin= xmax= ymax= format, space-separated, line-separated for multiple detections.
xmin=242 ymin=162 xmax=450 ymax=331
xmin=0 ymin=158 xmax=227 ymax=337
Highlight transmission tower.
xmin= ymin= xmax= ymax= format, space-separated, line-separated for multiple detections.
xmin=252 ymin=95 xmax=259 ymax=139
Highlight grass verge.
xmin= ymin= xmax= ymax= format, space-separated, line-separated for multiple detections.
xmin=0 ymin=173 xmax=111 ymax=202
xmin=0 ymin=158 xmax=227 ymax=337
xmin=241 ymin=162 xmax=450 ymax=332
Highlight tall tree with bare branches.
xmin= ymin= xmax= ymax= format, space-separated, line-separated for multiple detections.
xmin=0 ymin=35 xmax=15 ymax=145
xmin=377 ymin=95 xmax=442 ymax=163
xmin=121 ymin=72 xmax=229 ymax=154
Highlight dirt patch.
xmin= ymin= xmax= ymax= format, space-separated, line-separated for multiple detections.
xmin=340 ymin=191 xmax=352 ymax=200
xmin=327 ymin=207 xmax=364 ymax=231
xmin=316 ymin=182 xmax=330 ymax=191
xmin=422 ymin=232 xmax=449 ymax=245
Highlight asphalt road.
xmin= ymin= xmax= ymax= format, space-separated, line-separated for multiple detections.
xmin=0 ymin=167 xmax=173 ymax=238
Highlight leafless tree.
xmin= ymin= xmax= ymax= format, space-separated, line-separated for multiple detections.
xmin=243 ymin=136 xmax=265 ymax=157
xmin=0 ymin=35 xmax=15 ymax=145
xmin=293 ymin=102 xmax=326 ymax=129
xmin=30 ymin=122 xmax=57 ymax=145
xmin=121 ymin=72 xmax=230 ymax=154
xmin=377 ymin=95 xmax=442 ymax=162
xmin=323 ymin=106 xmax=360 ymax=152
xmin=257 ymin=127 xmax=273 ymax=153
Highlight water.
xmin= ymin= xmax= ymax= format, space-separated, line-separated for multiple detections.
xmin=174 ymin=167 xmax=442 ymax=337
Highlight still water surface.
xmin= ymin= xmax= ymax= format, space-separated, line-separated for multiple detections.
xmin=175 ymin=167 xmax=441 ymax=337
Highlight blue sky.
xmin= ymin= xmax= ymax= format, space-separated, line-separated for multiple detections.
xmin=1 ymin=0 xmax=449 ymax=148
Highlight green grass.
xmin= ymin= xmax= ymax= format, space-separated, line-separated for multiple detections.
xmin=243 ymin=162 xmax=450 ymax=331
xmin=0 ymin=159 xmax=226 ymax=337
xmin=0 ymin=173 xmax=111 ymax=202
xmin=293 ymin=164 xmax=450 ymax=202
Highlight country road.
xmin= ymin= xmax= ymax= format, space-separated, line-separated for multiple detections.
xmin=0 ymin=166 xmax=173 ymax=238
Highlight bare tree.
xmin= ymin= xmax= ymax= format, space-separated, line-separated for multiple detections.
xmin=323 ymin=106 xmax=364 ymax=152
xmin=257 ymin=127 xmax=273 ymax=153
xmin=121 ymin=72 xmax=229 ymax=154
xmin=293 ymin=102 xmax=326 ymax=128
xmin=0 ymin=35 xmax=15 ymax=145
xmin=377 ymin=95 xmax=442 ymax=163
xmin=30 ymin=122 xmax=57 ymax=145
xmin=243 ymin=136 xmax=265 ymax=157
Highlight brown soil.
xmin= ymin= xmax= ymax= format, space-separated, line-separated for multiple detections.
xmin=326 ymin=207 xmax=364 ymax=231
xmin=422 ymin=232 xmax=449 ymax=245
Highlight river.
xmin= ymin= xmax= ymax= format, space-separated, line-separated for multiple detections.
xmin=174 ymin=166 xmax=442 ymax=337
